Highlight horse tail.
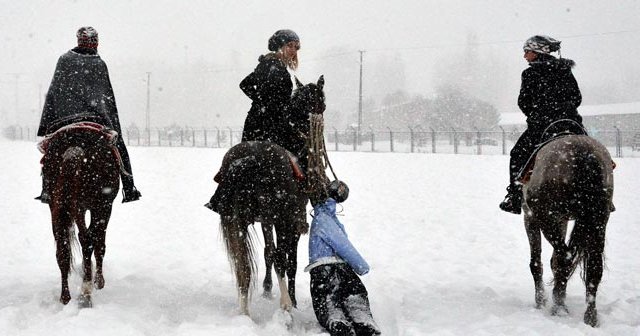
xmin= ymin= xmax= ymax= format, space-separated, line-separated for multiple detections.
xmin=57 ymin=146 xmax=85 ymax=271
xmin=220 ymin=215 xmax=258 ymax=306
xmin=567 ymin=146 xmax=609 ymax=283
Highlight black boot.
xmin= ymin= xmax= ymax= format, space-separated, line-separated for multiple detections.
xmin=35 ymin=173 xmax=50 ymax=204
xmin=35 ymin=190 xmax=51 ymax=204
xmin=122 ymin=186 xmax=142 ymax=203
xmin=121 ymin=175 xmax=141 ymax=203
xmin=499 ymin=184 xmax=523 ymax=215
xmin=204 ymin=183 xmax=233 ymax=215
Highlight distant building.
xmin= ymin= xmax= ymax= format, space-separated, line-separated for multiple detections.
xmin=499 ymin=102 xmax=640 ymax=131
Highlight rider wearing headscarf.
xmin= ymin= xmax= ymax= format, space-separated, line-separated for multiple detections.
xmin=36 ymin=26 xmax=141 ymax=203
xmin=499 ymin=35 xmax=584 ymax=214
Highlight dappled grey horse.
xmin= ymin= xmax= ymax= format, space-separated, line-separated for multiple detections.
xmin=522 ymin=135 xmax=613 ymax=327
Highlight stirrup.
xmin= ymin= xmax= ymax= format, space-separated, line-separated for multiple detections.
xmin=122 ymin=188 xmax=141 ymax=203
xmin=499 ymin=195 xmax=522 ymax=215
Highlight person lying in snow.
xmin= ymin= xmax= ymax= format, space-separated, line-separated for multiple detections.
xmin=304 ymin=180 xmax=381 ymax=336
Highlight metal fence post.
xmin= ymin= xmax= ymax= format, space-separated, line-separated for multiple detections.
xmin=387 ymin=127 xmax=394 ymax=152
xmin=370 ymin=127 xmax=375 ymax=152
xmin=499 ymin=126 xmax=506 ymax=155
xmin=203 ymin=129 xmax=208 ymax=147
xmin=409 ymin=126 xmax=414 ymax=153
xmin=451 ymin=127 xmax=458 ymax=154
xmin=352 ymin=128 xmax=357 ymax=152
xmin=333 ymin=127 xmax=339 ymax=151
xmin=474 ymin=127 xmax=481 ymax=155
xmin=613 ymin=125 xmax=622 ymax=158
xmin=430 ymin=127 xmax=436 ymax=153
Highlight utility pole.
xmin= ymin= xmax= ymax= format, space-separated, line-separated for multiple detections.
xmin=145 ymin=72 xmax=151 ymax=133
xmin=358 ymin=50 xmax=365 ymax=147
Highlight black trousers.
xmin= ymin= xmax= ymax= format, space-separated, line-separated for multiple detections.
xmin=509 ymin=128 xmax=542 ymax=184
xmin=310 ymin=263 xmax=379 ymax=335
xmin=115 ymin=137 xmax=136 ymax=191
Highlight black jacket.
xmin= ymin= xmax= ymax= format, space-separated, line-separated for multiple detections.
xmin=240 ymin=53 xmax=294 ymax=147
xmin=38 ymin=47 xmax=122 ymax=137
xmin=518 ymin=55 xmax=582 ymax=129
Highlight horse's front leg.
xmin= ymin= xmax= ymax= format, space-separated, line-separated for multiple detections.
xmin=274 ymin=229 xmax=293 ymax=312
xmin=76 ymin=210 xmax=93 ymax=308
xmin=286 ymin=231 xmax=301 ymax=308
xmin=524 ymin=215 xmax=546 ymax=308
xmin=261 ymin=222 xmax=274 ymax=299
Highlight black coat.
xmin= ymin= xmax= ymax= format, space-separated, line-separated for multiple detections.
xmin=38 ymin=47 xmax=122 ymax=137
xmin=240 ymin=54 xmax=298 ymax=151
xmin=37 ymin=47 xmax=136 ymax=181
xmin=518 ymin=55 xmax=583 ymax=130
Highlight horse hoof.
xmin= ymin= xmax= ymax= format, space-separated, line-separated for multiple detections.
xmin=78 ymin=295 xmax=93 ymax=308
xmin=551 ymin=304 xmax=569 ymax=316
xmin=535 ymin=291 xmax=547 ymax=309
xmin=60 ymin=295 xmax=71 ymax=305
xmin=535 ymin=299 xmax=547 ymax=309
xmin=94 ymin=275 xmax=105 ymax=290
xmin=584 ymin=308 xmax=599 ymax=327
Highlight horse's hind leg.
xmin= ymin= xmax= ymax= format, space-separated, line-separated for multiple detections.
xmin=524 ymin=215 xmax=546 ymax=308
xmin=52 ymin=208 xmax=72 ymax=305
xmin=261 ymin=222 xmax=274 ymax=298
xmin=544 ymin=220 xmax=572 ymax=316
xmin=76 ymin=210 xmax=94 ymax=308
xmin=580 ymin=213 xmax=608 ymax=327
xmin=91 ymin=204 xmax=113 ymax=290
xmin=222 ymin=215 xmax=254 ymax=315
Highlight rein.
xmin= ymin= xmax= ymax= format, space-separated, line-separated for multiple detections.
xmin=305 ymin=114 xmax=338 ymax=202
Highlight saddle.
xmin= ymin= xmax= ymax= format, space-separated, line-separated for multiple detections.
xmin=517 ymin=119 xmax=588 ymax=184
xmin=213 ymin=151 xmax=305 ymax=184
xmin=38 ymin=121 xmax=127 ymax=174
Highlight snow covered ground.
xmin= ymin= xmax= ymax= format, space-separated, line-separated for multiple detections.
xmin=1 ymin=138 xmax=638 ymax=336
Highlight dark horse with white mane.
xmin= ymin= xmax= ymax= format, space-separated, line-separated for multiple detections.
xmin=41 ymin=123 xmax=121 ymax=308
xmin=521 ymin=130 xmax=613 ymax=327
xmin=217 ymin=76 xmax=325 ymax=315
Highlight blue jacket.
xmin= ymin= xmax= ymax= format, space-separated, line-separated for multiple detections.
xmin=305 ymin=198 xmax=370 ymax=275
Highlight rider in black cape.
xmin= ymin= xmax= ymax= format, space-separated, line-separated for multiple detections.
xmin=36 ymin=26 xmax=141 ymax=203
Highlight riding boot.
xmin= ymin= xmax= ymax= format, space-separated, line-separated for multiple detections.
xmin=499 ymin=184 xmax=523 ymax=215
xmin=34 ymin=172 xmax=50 ymax=204
xmin=204 ymin=183 xmax=233 ymax=215
xmin=121 ymin=174 xmax=142 ymax=203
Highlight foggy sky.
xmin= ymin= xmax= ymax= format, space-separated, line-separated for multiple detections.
xmin=1 ymin=0 xmax=639 ymax=130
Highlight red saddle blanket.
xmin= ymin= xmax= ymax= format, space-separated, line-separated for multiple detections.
xmin=37 ymin=122 xmax=124 ymax=173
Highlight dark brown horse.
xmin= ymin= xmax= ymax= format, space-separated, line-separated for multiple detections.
xmin=217 ymin=76 xmax=325 ymax=316
xmin=522 ymin=135 xmax=613 ymax=327
xmin=42 ymin=124 xmax=121 ymax=308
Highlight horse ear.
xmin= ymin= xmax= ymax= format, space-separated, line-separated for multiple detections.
xmin=294 ymin=76 xmax=304 ymax=89
xmin=317 ymin=75 xmax=324 ymax=90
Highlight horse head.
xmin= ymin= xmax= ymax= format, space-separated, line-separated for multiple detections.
xmin=292 ymin=75 xmax=326 ymax=117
